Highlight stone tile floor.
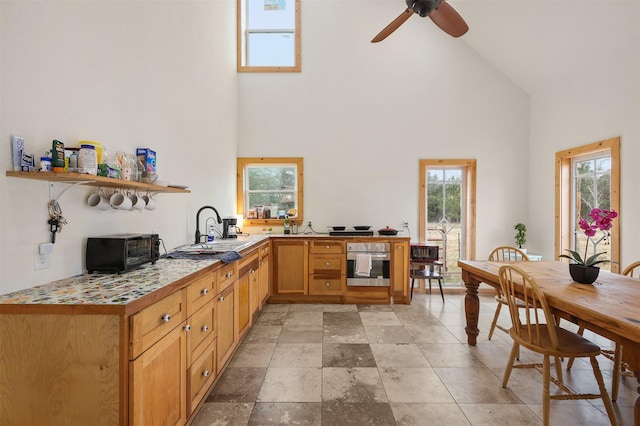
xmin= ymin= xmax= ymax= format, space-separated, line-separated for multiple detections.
xmin=191 ymin=294 xmax=637 ymax=425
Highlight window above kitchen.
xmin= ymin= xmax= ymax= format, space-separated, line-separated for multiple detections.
xmin=237 ymin=0 xmax=301 ymax=72
xmin=237 ymin=157 xmax=304 ymax=226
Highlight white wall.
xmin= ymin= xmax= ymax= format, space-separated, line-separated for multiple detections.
xmin=0 ymin=0 xmax=238 ymax=294
xmin=237 ymin=0 xmax=530 ymax=257
xmin=528 ymin=33 xmax=640 ymax=266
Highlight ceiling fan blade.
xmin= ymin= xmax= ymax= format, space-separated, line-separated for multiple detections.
xmin=371 ymin=8 xmax=414 ymax=43
xmin=429 ymin=1 xmax=468 ymax=38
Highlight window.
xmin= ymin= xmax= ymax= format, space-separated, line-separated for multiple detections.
xmin=237 ymin=0 xmax=301 ymax=72
xmin=555 ymin=137 xmax=620 ymax=272
xmin=237 ymin=157 xmax=304 ymax=226
xmin=419 ymin=159 xmax=476 ymax=286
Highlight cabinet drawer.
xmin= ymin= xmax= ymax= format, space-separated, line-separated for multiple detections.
xmin=310 ymin=254 xmax=345 ymax=274
xmin=186 ymin=272 xmax=216 ymax=316
xmin=187 ymin=340 xmax=216 ymax=416
xmin=187 ymin=300 xmax=216 ymax=364
xmin=310 ymin=240 xmax=344 ymax=254
xmin=259 ymin=243 xmax=270 ymax=259
xmin=130 ymin=290 xmax=187 ymax=359
xmin=217 ymin=262 xmax=237 ymax=292
xmin=309 ymin=276 xmax=344 ymax=295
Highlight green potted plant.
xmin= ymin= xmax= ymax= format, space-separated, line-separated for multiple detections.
xmin=514 ymin=223 xmax=526 ymax=250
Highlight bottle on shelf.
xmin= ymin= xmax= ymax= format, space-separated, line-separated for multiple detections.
xmin=283 ymin=215 xmax=291 ymax=235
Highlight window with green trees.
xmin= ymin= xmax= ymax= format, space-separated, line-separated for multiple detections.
xmin=237 ymin=157 xmax=304 ymax=225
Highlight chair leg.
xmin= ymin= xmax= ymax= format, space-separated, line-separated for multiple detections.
xmin=566 ymin=325 xmax=585 ymax=369
xmin=428 ymin=278 xmax=432 ymax=294
xmin=589 ymin=355 xmax=617 ymax=426
xmin=437 ymin=277 xmax=444 ymax=302
xmin=612 ymin=344 xmax=621 ymax=401
xmin=410 ymin=278 xmax=415 ymax=301
xmin=502 ymin=342 xmax=519 ymax=388
xmin=554 ymin=356 xmax=563 ymax=384
xmin=542 ymin=355 xmax=551 ymax=426
xmin=488 ymin=302 xmax=502 ymax=340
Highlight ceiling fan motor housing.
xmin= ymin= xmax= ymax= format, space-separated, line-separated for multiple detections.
xmin=407 ymin=0 xmax=443 ymax=17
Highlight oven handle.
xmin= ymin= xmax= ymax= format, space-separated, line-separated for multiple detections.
xmin=346 ymin=253 xmax=390 ymax=261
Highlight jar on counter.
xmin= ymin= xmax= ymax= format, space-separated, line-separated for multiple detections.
xmin=263 ymin=205 xmax=271 ymax=219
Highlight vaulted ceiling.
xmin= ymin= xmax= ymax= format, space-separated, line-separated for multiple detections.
xmin=452 ymin=0 xmax=640 ymax=94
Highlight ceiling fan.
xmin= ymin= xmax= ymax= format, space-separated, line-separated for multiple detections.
xmin=371 ymin=0 xmax=468 ymax=43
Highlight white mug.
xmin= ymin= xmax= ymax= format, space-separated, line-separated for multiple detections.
xmin=87 ymin=189 xmax=109 ymax=210
xmin=110 ymin=191 xmax=133 ymax=210
xmin=142 ymin=193 xmax=157 ymax=211
xmin=130 ymin=191 xmax=146 ymax=211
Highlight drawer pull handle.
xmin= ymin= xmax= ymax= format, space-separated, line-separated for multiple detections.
xmin=201 ymin=288 xmax=209 ymax=295
xmin=161 ymin=314 xmax=171 ymax=322
xmin=325 ymin=245 xmax=330 ymax=249
xmin=325 ymin=262 xmax=331 ymax=266
xmin=202 ymin=370 xmax=210 ymax=377
xmin=260 ymin=261 xmax=264 ymax=266
xmin=219 ymin=296 xmax=225 ymax=302
xmin=184 ymin=324 xmax=191 ymax=332
xmin=325 ymin=282 xmax=330 ymax=287
xmin=225 ymin=272 xmax=233 ymax=278
xmin=202 ymin=325 xmax=209 ymax=332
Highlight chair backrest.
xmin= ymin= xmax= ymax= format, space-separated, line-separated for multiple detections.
xmin=498 ymin=264 xmax=559 ymax=350
xmin=488 ymin=246 xmax=530 ymax=262
xmin=622 ymin=261 xmax=640 ymax=278
xmin=410 ymin=245 xmax=439 ymax=261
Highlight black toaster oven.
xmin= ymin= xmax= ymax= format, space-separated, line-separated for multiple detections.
xmin=86 ymin=233 xmax=160 ymax=274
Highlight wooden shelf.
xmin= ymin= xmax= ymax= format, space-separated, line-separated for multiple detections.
xmin=6 ymin=171 xmax=190 ymax=193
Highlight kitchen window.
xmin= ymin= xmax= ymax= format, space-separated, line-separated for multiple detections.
xmin=555 ymin=137 xmax=620 ymax=272
xmin=237 ymin=0 xmax=301 ymax=72
xmin=237 ymin=157 xmax=304 ymax=226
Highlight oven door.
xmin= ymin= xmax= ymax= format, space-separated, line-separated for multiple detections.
xmin=346 ymin=252 xmax=391 ymax=286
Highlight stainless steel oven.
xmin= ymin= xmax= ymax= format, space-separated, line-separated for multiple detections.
xmin=346 ymin=242 xmax=390 ymax=286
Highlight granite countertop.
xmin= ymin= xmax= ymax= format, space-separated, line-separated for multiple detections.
xmin=0 ymin=233 xmax=407 ymax=307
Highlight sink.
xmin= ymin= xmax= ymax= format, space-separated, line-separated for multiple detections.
xmin=174 ymin=239 xmax=254 ymax=254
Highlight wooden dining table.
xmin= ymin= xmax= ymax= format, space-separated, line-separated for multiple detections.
xmin=459 ymin=260 xmax=640 ymax=425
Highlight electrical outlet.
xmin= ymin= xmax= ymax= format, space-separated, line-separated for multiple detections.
xmin=33 ymin=244 xmax=50 ymax=270
xmin=308 ymin=221 xmax=312 ymax=227
xmin=402 ymin=221 xmax=409 ymax=228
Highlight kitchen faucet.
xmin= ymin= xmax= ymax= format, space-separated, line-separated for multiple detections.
xmin=195 ymin=206 xmax=222 ymax=244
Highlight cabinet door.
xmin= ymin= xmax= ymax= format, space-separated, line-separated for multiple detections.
xmin=258 ymin=255 xmax=270 ymax=307
xmin=236 ymin=272 xmax=251 ymax=339
xmin=272 ymin=239 xmax=309 ymax=295
xmin=249 ymin=266 xmax=260 ymax=324
xmin=129 ymin=322 xmax=187 ymax=426
xmin=391 ymin=241 xmax=409 ymax=299
xmin=216 ymin=284 xmax=236 ymax=372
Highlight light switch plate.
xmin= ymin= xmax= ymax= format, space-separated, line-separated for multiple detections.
xmin=34 ymin=243 xmax=50 ymax=270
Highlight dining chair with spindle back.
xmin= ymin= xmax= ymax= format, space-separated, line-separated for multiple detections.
xmin=566 ymin=260 xmax=640 ymax=401
xmin=487 ymin=246 xmax=530 ymax=340
xmin=498 ymin=264 xmax=617 ymax=426
xmin=409 ymin=244 xmax=444 ymax=302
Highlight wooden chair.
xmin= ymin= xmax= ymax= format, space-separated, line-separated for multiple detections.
xmin=566 ymin=260 xmax=640 ymax=401
xmin=410 ymin=245 xmax=444 ymax=302
xmin=487 ymin=246 xmax=530 ymax=340
xmin=498 ymin=265 xmax=617 ymax=426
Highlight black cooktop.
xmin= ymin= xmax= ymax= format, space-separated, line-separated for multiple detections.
xmin=329 ymin=230 xmax=374 ymax=236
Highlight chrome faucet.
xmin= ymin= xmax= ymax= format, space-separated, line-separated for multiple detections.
xmin=195 ymin=206 xmax=222 ymax=244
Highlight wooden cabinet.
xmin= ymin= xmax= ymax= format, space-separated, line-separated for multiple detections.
xmin=0 ymin=241 xmax=269 ymax=426
xmin=129 ymin=320 xmax=188 ymax=426
xmin=272 ymin=239 xmax=309 ymax=295
xmin=258 ymin=243 xmax=271 ymax=307
xmin=391 ymin=241 xmax=410 ymax=302
xmin=309 ymin=240 xmax=345 ymax=296
xmin=216 ymin=283 xmax=236 ymax=373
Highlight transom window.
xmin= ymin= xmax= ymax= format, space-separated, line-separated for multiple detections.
xmin=237 ymin=0 xmax=301 ymax=72
xmin=237 ymin=157 xmax=304 ymax=225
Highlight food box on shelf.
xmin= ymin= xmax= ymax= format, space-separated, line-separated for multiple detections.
xmin=136 ymin=148 xmax=156 ymax=175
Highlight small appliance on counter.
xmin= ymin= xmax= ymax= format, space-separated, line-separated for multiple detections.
xmin=86 ymin=233 xmax=160 ymax=274
xmin=222 ymin=216 xmax=238 ymax=239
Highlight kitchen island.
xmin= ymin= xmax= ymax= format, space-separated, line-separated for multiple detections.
xmin=0 ymin=233 xmax=410 ymax=426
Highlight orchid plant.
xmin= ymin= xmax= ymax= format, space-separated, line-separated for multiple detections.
xmin=559 ymin=208 xmax=618 ymax=267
